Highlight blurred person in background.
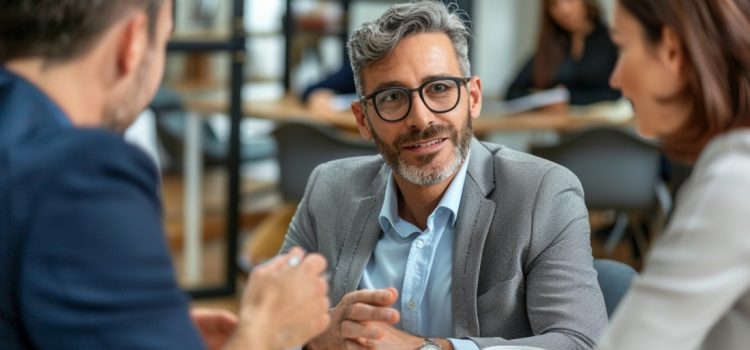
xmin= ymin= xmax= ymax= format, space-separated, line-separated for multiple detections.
xmin=505 ymin=0 xmax=620 ymax=108
xmin=597 ymin=0 xmax=750 ymax=348
xmin=301 ymin=55 xmax=357 ymax=113
xmin=0 ymin=1 xmax=329 ymax=349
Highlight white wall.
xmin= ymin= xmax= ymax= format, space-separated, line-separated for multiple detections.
xmin=473 ymin=0 xmax=537 ymax=97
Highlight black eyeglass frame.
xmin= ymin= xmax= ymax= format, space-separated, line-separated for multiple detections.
xmin=360 ymin=76 xmax=472 ymax=122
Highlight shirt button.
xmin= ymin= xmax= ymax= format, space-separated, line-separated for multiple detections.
xmin=408 ymin=300 xmax=417 ymax=310
xmin=416 ymin=240 xmax=424 ymax=249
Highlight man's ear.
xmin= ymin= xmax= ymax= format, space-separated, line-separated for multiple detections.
xmin=468 ymin=76 xmax=482 ymax=120
xmin=352 ymin=100 xmax=373 ymax=140
xmin=115 ymin=12 xmax=149 ymax=79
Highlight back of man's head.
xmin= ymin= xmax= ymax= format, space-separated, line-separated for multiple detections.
xmin=0 ymin=0 xmax=163 ymax=64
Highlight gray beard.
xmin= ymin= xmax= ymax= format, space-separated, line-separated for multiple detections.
xmin=368 ymin=112 xmax=473 ymax=186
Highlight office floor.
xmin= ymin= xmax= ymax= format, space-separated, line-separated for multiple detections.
xmin=160 ymin=168 xmax=649 ymax=312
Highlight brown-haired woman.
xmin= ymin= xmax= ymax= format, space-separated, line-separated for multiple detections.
xmin=505 ymin=0 xmax=621 ymax=105
xmin=597 ymin=0 xmax=750 ymax=348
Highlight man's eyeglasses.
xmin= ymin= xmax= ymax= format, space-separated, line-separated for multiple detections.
xmin=361 ymin=76 xmax=471 ymax=122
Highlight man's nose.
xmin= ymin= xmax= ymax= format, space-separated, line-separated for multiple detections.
xmin=405 ymin=92 xmax=436 ymax=130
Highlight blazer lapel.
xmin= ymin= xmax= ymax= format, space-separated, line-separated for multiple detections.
xmin=452 ymin=138 xmax=497 ymax=337
xmin=331 ymin=165 xmax=388 ymax=303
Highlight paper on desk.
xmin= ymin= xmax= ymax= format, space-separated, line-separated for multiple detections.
xmin=484 ymin=86 xmax=570 ymax=116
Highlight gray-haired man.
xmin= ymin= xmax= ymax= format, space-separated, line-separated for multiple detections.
xmin=281 ymin=1 xmax=608 ymax=349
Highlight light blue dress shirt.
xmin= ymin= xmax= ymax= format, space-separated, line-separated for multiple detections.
xmin=358 ymin=153 xmax=478 ymax=350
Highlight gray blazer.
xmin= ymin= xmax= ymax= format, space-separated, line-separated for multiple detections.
xmin=281 ymin=138 xmax=607 ymax=349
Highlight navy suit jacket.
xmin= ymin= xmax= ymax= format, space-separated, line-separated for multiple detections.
xmin=0 ymin=67 xmax=205 ymax=349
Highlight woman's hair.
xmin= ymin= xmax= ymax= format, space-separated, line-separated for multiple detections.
xmin=0 ymin=0 xmax=163 ymax=64
xmin=533 ymin=0 xmax=602 ymax=89
xmin=619 ymin=0 xmax=750 ymax=161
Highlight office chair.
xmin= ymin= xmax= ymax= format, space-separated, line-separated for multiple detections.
xmin=532 ymin=126 xmax=671 ymax=254
xmin=273 ymin=121 xmax=377 ymax=202
xmin=594 ymin=258 xmax=637 ymax=317
xmin=149 ymin=88 xmax=277 ymax=170
xmin=243 ymin=121 xmax=377 ymax=268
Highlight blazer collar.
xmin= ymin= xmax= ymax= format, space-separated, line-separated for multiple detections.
xmin=465 ymin=137 xmax=496 ymax=197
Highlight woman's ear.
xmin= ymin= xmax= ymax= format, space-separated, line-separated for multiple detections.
xmin=658 ymin=26 xmax=685 ymax=76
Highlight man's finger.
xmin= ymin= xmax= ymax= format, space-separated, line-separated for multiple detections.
xmin=300 ymin=253 xmax=328 ymax=274
xmin=346 ymin=303 xmax=399 ymax=324
xmin=342 ymin=288 xmax=398 ymax=307
xmin=340 ymin=319 xmax=383 ymax=340
xmin=345 ymin=339 xmax=370 ymax=350
xmin=258 ymin=247 xmax=306 ymax=271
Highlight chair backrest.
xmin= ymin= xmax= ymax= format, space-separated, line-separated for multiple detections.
xmin=273 ymin=121 xmax=377 ymax=202
xmin=532 ymin=127 xmax=661 ymax=211
xmin=593 ymin=258 xmax=636 ymax=317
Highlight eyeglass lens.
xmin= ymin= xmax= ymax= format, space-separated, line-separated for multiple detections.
xmin=374 ymin=78 xmax=462 ymax=121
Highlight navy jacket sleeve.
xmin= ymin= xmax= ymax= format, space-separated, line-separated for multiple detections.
xmin=14 ymin=131 xmax=205 ymax=349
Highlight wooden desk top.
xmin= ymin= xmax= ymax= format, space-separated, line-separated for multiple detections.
xmin=185 ymin=95 xmax=633 ymax=136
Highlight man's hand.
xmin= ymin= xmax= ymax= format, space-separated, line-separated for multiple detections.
xmin=226 ymin=247 xmax=331 ymax=350
xmin=307 ymin=288 xmax=400 ymax=350
xmin=190 ymin=308 xmax=238 ymax=350
xmin=346 ymin=321 xmax=429 ymax=350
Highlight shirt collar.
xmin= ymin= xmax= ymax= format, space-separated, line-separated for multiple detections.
xmin=379 ymin=150 xmax=471 ymax=237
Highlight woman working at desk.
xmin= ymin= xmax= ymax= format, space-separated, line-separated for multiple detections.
xmin=597 ymin=0 xmax=750 ymax=349
xmin=506 ymin=0 xmax=620 ymax=105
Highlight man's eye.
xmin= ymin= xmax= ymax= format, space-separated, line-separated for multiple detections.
xmin=381 ymin=91 xmax=404 ymax=102
xmin=428 ymin=82 xmax=450 ymax=93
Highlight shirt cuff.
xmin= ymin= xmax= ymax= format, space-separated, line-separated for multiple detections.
xmin=448 ymin=338 xmax=480 ymax=350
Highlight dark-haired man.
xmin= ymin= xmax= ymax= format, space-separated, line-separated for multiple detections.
xmin=0 ymin=1 xmax=331 ymax=349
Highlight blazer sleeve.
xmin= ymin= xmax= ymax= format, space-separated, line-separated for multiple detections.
xmin=280 ymin=163 xmax=324 ymax=254
xmin=17 ymin=136 xmax=205 ymax=350
xmin=470 ymin=165 xmax=607 ymax=350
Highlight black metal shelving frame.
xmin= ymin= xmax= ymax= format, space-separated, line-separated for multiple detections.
xmin=166 ymin=0 xmax=245 ymax=299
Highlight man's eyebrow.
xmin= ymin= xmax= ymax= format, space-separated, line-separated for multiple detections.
xmin=370 ymin=73 xmax=460 ymax=92
xmin=421 ymin=73 xmax=458 ymax=82
xmin=371 ymin=80 xmax=406 ymax=92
